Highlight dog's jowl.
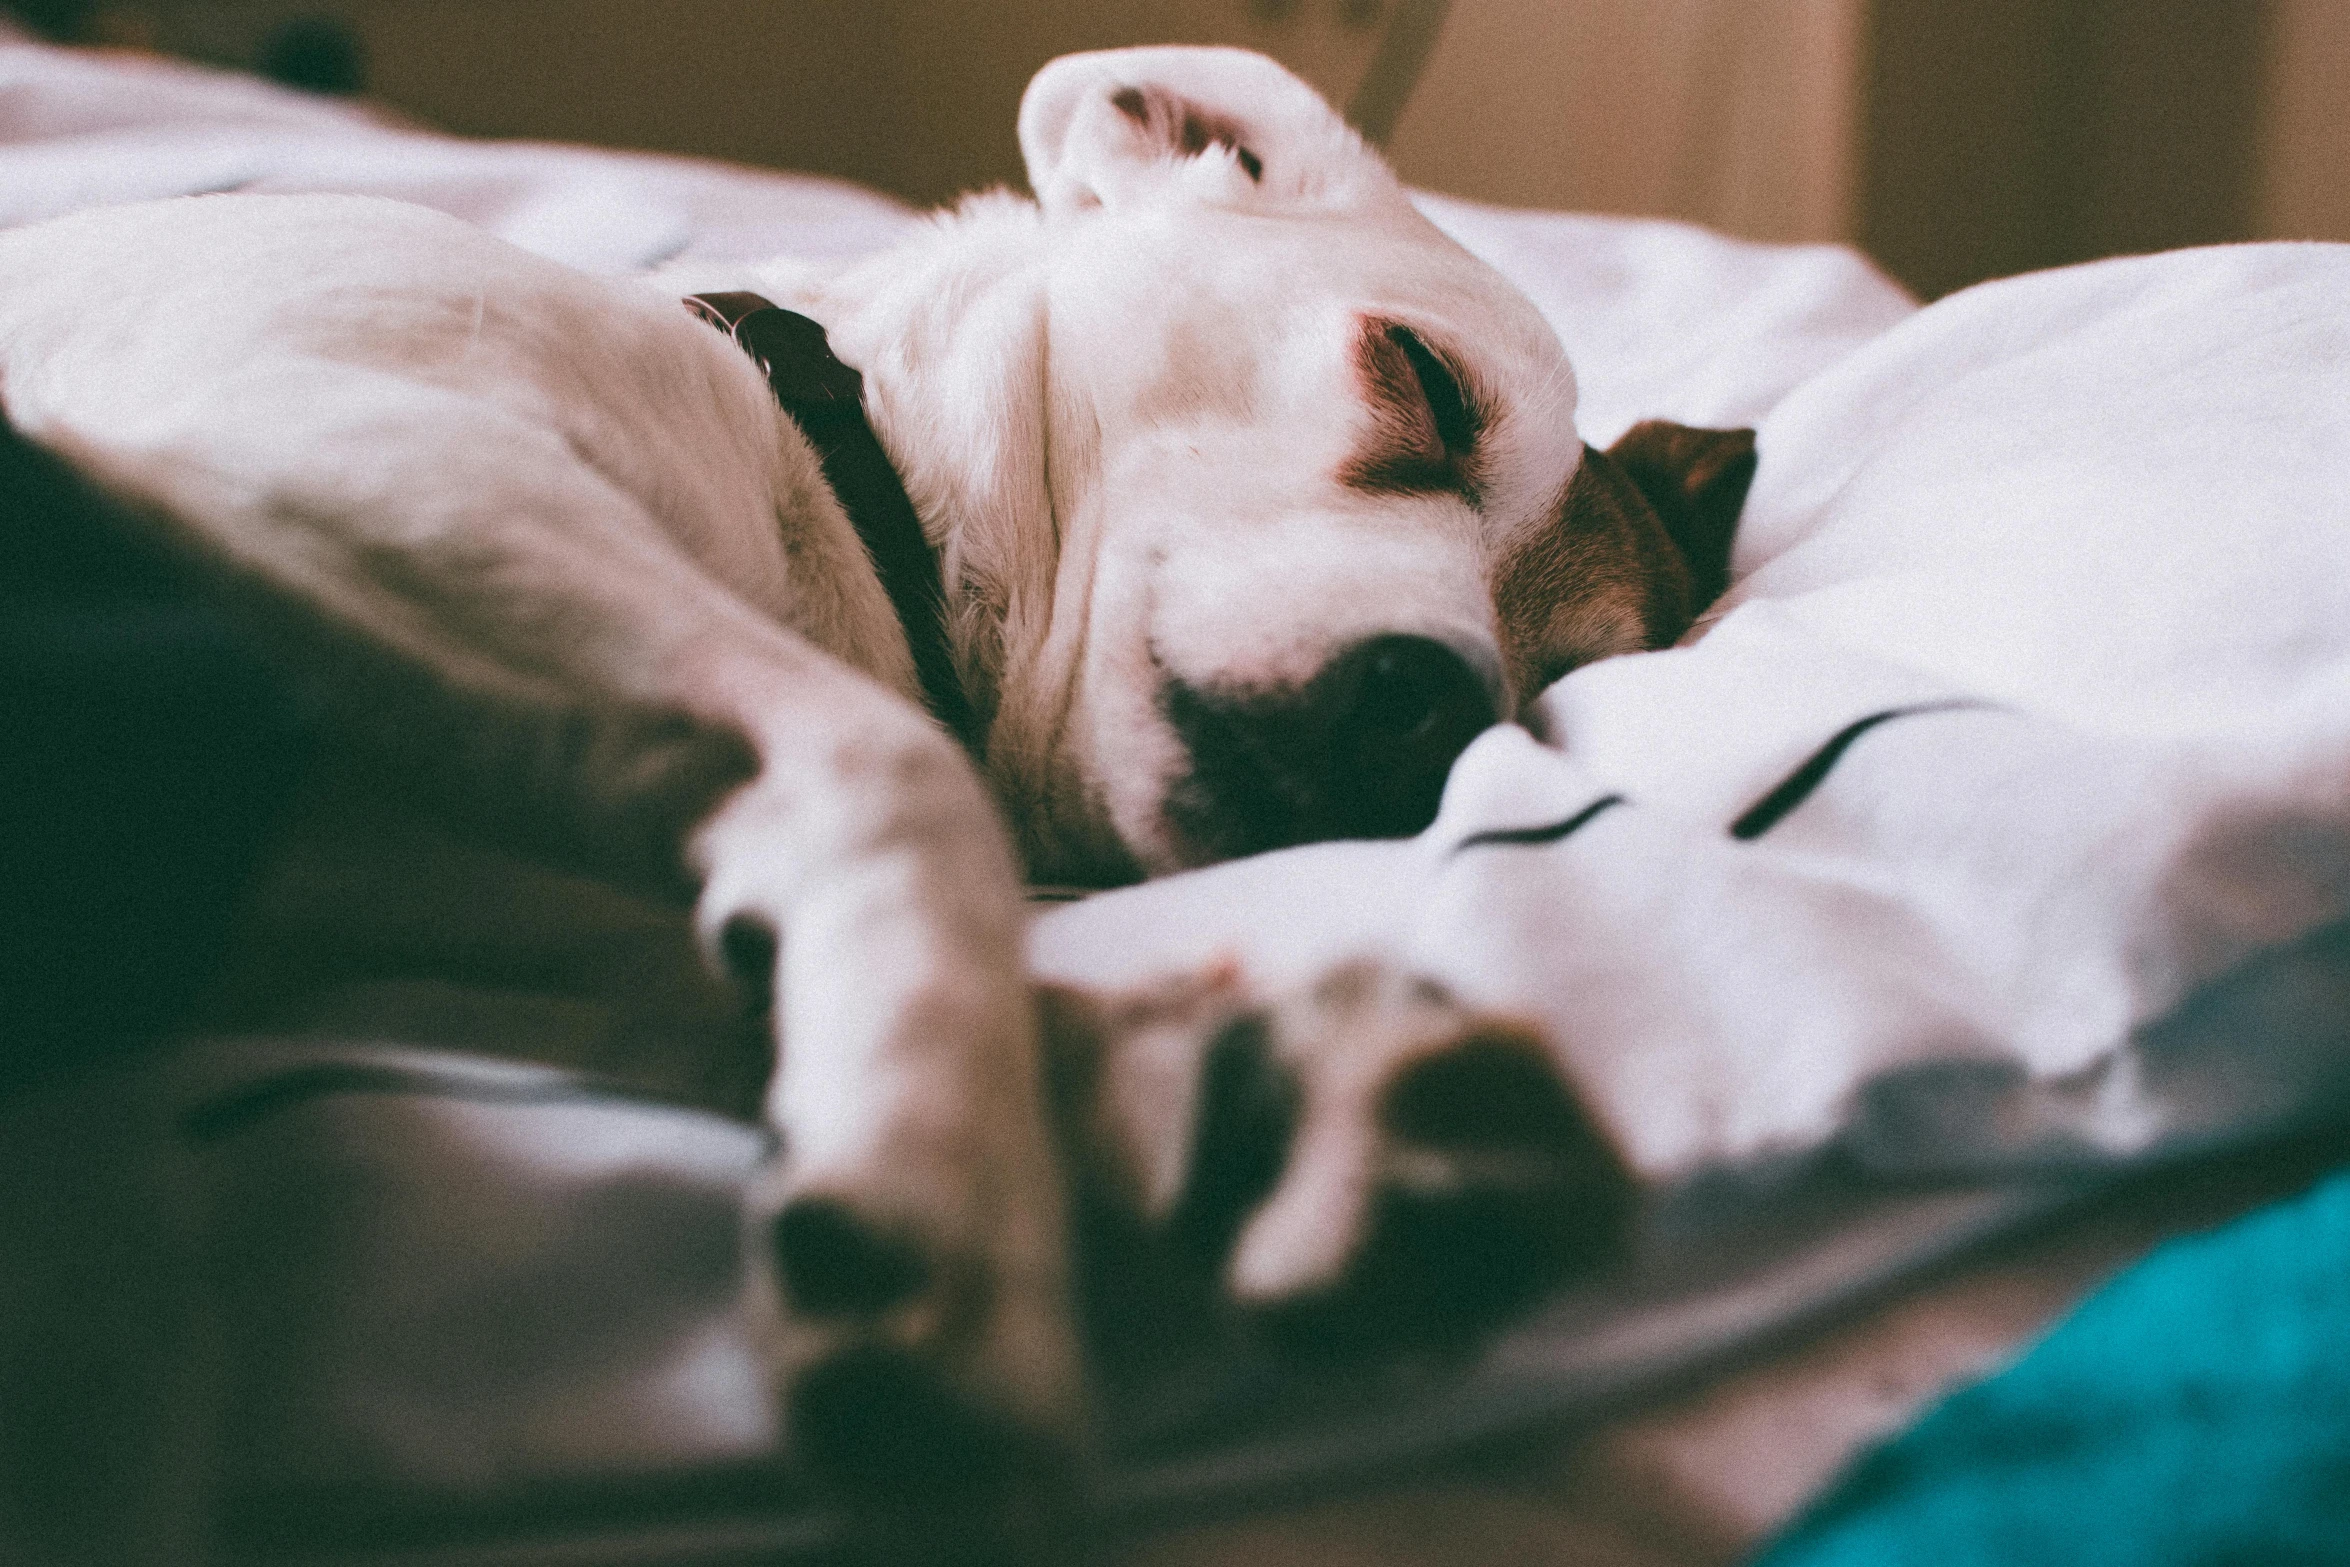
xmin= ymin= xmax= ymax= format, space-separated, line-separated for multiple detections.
xmin=0 ymin=44 xmax=1747 ymax=1548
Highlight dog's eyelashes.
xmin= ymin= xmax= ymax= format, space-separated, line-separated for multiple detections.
xmin=1343 ymin=320 xmax=1485 ymax=504
xmin=1388 ymin=325 xmax=1477 ymax=461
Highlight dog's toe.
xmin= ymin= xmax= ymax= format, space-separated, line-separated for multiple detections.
xmin=1227 ymin=968 xmax=1635 ymax=1355
xmin=773 ymin=1196 xmax=935 ymax=1319
xmin=751 ymin=1176 xmax=1083 ymax=1558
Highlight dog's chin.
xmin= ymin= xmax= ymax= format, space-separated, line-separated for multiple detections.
xmin=1024 ymin=788 xmax=1216 ymax=888
xmin=1062 ymin=744 xmax=1473 ymax=882
xmin=1008 ymin=791 xmax=1153 ymax=890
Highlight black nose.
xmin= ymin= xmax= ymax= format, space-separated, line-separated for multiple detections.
xmin=1319 ymin=635 xmax=1497 ymax=834
xmin=1161 ymin=634 xmax=1497 ymax=861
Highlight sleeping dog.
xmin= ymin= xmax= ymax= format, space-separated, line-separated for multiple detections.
xmin=0 ymin=45 xmax=1750 ymax=1549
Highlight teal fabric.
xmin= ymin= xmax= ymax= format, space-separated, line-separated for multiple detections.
xmin=1754 ymin=1166 xmax=2350 ymax=1567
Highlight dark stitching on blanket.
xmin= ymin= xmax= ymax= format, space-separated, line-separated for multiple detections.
xmin=1729 ymin=701 xmax=1982 ymax=841
xmin=182 ymin=1061 xmax=748 ymax=1144
xmin=1451 ymin=793 xmax=1625 ymax=853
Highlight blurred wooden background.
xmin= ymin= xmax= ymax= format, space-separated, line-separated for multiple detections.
xmin=21 ymin=0 xmax=2350 ymax=297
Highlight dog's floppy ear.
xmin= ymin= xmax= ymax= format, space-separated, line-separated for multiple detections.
xmin=1018 ymin=46 xmax=1396 ymax=214
xmin=1602 ymin=420 xmax=1757 ymax=619
xmin=1493 ymin=422 xmax=1757 ymax=692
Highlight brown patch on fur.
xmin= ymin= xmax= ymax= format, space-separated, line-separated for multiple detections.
xmin=1109 ymin=84 xmax=1264 ymax=181
xmin=1339 ymin=319 xmax=1488 ymax=504
xmin=1492 ymin=423 xmax=1758 ymax=697
xmin=1493 ymin=442 xmax=1694 ymax=696
xmin=1604 ymin=420 xmax=1757 ymax=620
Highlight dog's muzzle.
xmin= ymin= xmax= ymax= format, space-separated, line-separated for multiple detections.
xmin=1159 ymin=634 xmax=1498 ymax=862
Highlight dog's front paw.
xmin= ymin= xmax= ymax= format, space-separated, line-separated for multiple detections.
xmin=704 ymin=881 xmax=1085 ymax=1557
xmin=745 ymin=1153 xmax=1083 ymax=1560
xmin=1050 ymin=959 xmax=1634 ymax=1362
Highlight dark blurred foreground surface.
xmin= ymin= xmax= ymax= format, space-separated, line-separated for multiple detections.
xmin=0 ymin=415 xmax=316 ymax=1086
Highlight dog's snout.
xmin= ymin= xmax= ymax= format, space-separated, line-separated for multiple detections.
xmin=1318 ymin=635 xmax=1495 ymax=833
xmin=1161 ymin=633 xmax=1497 ymax=862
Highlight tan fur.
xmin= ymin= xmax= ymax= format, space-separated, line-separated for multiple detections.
xmin=1495 ymin=440 xmax=1696 ymax=692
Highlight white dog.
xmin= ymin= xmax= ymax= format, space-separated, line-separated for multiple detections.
xmin=0 ymin=46 xmax=1750 ymax=1551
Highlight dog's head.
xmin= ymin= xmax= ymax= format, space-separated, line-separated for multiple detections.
xmin=898 ymin=49 xmax=1752 ymax=882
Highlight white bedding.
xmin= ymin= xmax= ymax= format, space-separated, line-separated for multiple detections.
xmin=13 ymin=22 xmax=2345 ymax=1564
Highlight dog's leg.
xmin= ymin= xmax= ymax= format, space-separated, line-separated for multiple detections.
xmin=689 ymin=669 xmax=1085 ymax=1534
xmin=9 ymin=392 xmax=1081 ymax=1540
xmin=1044 ymin=959 xmax=1634 ymax=1361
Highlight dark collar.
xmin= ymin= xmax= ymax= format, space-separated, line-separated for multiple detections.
xmin=682 ymin=291 xmax=974 ymax=744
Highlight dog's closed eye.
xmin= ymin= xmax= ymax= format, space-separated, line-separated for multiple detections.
xmin=1344 ymin=319 xmax=1486 ymax=505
